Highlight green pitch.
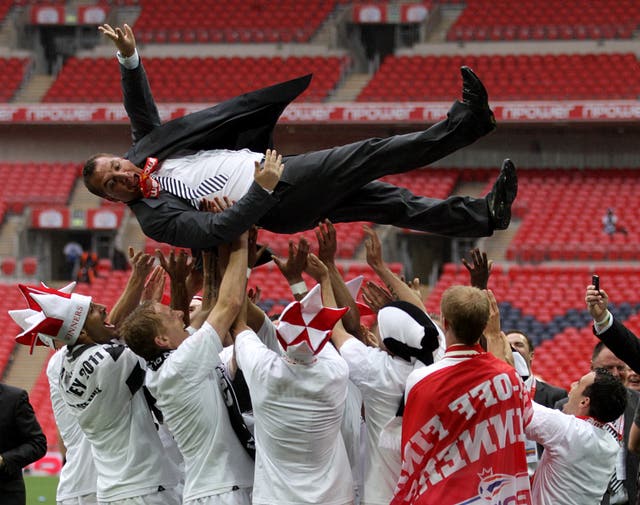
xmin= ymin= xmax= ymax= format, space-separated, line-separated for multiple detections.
xmin=24 ymin=475 xmax=58 ymax=504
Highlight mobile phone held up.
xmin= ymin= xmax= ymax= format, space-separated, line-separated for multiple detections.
xmin=592 ymin=274 xmax=600 ymax=292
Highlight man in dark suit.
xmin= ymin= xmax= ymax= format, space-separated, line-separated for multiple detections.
xmin=0 ymin=382 xmax=47 ymax=505
xmin=587 ymin=283 xmax=640 ymax=505
xmin=506 ymin=329 xmax=567 ymax=408
xmin=82 ymin=25 xmax=515 ymax=252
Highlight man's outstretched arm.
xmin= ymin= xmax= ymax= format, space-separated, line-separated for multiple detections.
xmin=100 ymin=23 xmax=161 ymax=143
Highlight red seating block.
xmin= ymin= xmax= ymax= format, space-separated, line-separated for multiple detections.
xmin=358 ymin=53 xmax=640 ymax=102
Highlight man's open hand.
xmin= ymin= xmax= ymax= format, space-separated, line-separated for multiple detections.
xmin=99 ymin=23 xmax=136 ymax=58
xmin=254 ymin=149 xmax=284 ymax=192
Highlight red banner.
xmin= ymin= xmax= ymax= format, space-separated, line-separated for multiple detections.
xmin=1 ymin=101 xmax=640 ymax=124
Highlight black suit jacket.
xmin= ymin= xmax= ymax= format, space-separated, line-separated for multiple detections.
xmin=597 ymin=318 xmax=640 ymax=375
xmin=534 ymin=379 xmax=567 ymax=409
xmin=121 ymin=61 xmax=311 ymax=249
xmin=0 ymin=383 xmax=47 ymax=504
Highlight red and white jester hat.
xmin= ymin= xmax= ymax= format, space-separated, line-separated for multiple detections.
xmin=10 ymin=282 xmax=91 ymax=353
xmin=276 ymin=283 xmax=348 ymax=363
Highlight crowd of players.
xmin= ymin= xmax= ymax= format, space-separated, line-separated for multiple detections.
xmin=1 ymin=219 xmax=637 ymax=505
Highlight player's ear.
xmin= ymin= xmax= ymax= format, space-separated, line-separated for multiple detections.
xmin=154 ymin=334 xmax=170 ymax=349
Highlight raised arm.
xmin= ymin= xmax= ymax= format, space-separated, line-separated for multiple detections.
xmin=483 ymin=289 xmax=514 ymax=366
xmin=363 ymin=225 xmax=425 ymax=311
xmin=587 ymin=284 xmax=640 ymax=374
xmin=316 ymin=219 xmax=362 ymax=335
xmin=157 ymin=249 xmax=193 ymax=327
xmin=100 ymin=23 xmax=160 ymax=143
xmin=108 ymin=247 xmax=155 ymax=327
xmin=206 ymin=234 xmax=249 ymax=339
xmin=305 ymin=253 xmax=353 ymax=350
xmin=273 ymin=237 xmax=310 ymax=301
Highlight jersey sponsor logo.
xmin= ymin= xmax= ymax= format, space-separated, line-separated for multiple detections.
xmin=457 ymin=470 xmax=531 ymax=505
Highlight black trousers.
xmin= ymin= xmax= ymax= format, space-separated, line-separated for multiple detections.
xmin=259 ymin=100 xmax=494 ymax=237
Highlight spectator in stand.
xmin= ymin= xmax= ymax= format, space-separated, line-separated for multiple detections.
xmin=119 ymin=237 xmax=255 ymax=505
xmin=603 ymin=208 xmax=628 ymax=239
xmin=391 ymin=285 xmax=532 ymax=505
xmin=83 ymin=24 xmax=516 ymax=254
xmin=526 ymin=368 xmax=627 ymax=505
xmin=10 ymin=269 xmax=181 ymax=504
xmin=0 ymin=382 xmax=47 ymax=505
xmin=233 ymin=252 xmax=354 ymax=505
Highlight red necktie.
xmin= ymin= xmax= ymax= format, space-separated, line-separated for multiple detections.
xmin=139 ymin=157 xmax=162 ymax=198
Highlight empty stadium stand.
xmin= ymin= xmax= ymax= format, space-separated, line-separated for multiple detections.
xmin=0 ymin=162 xmax=79 ymax=211
xmin=44 ymin=55 xmax=348 ymax=103
xmin=133 ymin=0 xmax=339 ymax=43
xmin=0 ymin=57 xmax=30 ymax=102
xmin=358 ymin=53 xmax=640 ymax=101
xmin=504 ymin=168 xmax=640 ymax=262
xmin=448 ymin=0 xmax=640 ymax=41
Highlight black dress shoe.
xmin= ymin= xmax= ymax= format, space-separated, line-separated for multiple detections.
xmin=460 ymin=66 xmax=496 ymax=131
xmin=487 ymin=159 xmax=517 ymax=230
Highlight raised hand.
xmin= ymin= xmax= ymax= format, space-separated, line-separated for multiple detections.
xmin=363 ymin=225 xmax=384 ymax=271
xmin=305 ymin=253 xmax=329 ymax=283
xmin=273 ymin=237 xmax=309 ymax=284
xmin=316 ymin=219 xmax=337 ymax=265
xmin=141 ymin=265 xmax=166 ymax=303
xmin=462 ymin=248 xmax=492 ymax=289
xmin=98 ymin=23 xmax=136 ymax=57
xmin=362 ymin=281 xmax=393 ymax=313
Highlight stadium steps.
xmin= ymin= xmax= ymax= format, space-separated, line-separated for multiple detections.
xmin=13 ymin=74 xmax=55 ymax=103
xmin=424 ymin=5 xmax=465 ymax=43
xmin=68 ymin=177 xmax=101 ymax=210
xmin=120 ymin=212 xmax=146 ymax=256
xmin=3 ymin=345 xmax=50 ymax=392
xmin=329 ymin=72 xmax=370 ymax=102
xmin=480 ymin=219 xmax=521 ymax=263
xmin=0 ymin=214 xmax=23 ymax=257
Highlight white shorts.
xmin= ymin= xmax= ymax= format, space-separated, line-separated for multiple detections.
xmin=185 ymin=488 xmax=252 ymax=505
xmin=99 ymin=487 xmax=181 ymax=505
xmin=58 ymin=494 xmax=98 ymax=505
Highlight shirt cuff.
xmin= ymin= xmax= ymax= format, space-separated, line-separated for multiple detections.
xmin=117 ymin=49 xmax=140 ymax=69
xmin=593 ymin=310 xmax=613 ymax=335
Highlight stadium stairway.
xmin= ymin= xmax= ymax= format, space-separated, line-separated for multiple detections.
xmin=12 ymin=74 xmax=55 ymax=103
xmin=3 ymin=345 xmax=50 ymax=392
xmin=329 ymin=72 xmax=370 ymax=102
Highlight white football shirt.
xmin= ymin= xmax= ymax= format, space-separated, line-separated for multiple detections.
xmin=47 ymin=348 xmax=97 ymax=501
xmin=145 ymin=322 xmax=254 ymax=502
xmin=59 ymin=343 xmax=178 ymax=502
xmin=526 ymin=401 xmax=619 ymax=505
xmin=235 ymin=329 xmax=354 ymax=505
xmin=339 ymin=338 xmax=416 ymax=505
